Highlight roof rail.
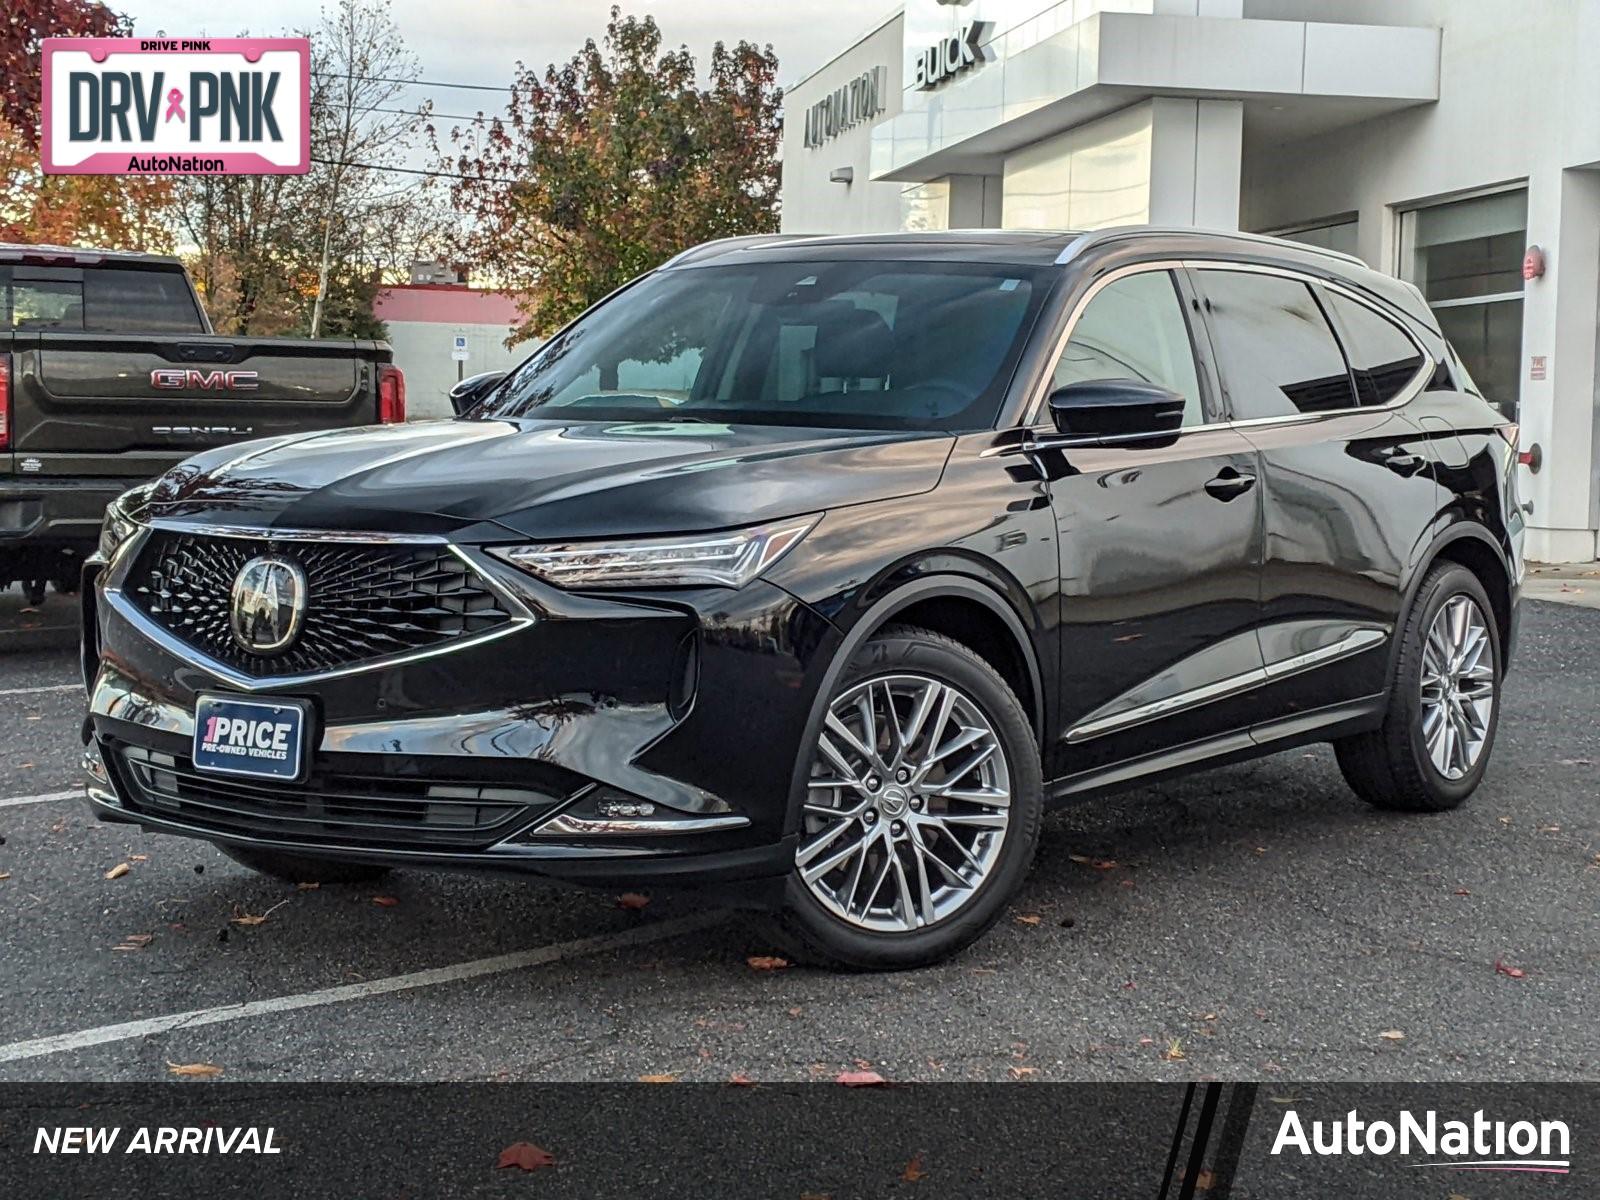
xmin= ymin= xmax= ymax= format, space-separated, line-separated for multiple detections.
xmin=659 ymin=234 xmax=819 ymax=270
xmin=1053 ymin=225 xmax=1367 ymax=268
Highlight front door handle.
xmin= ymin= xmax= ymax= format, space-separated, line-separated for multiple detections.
xmin=1381 ymin=450 xmax=1427 ymax=477
xmin=1204 ymin=469 xmax=1257 ymax=502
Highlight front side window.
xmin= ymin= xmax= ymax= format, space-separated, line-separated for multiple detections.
xmin=1196 ymin=270 xmax=1356 ymax=419
xmin=483 ymin=260 xmax=1045 ymax=433
xmin=1321 ymin=289 xmax=1425 ymax=407
xmin=1051 ymin=269 xmax=1205 ymax=427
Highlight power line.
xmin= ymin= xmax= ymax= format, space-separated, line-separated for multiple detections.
xmin=310 ymin=155 xmax=522 ymax=185
xmin=311 ymin=69 xmax=513 ymax=94
xmin=311 ymin=100 xmax=499 ymax=124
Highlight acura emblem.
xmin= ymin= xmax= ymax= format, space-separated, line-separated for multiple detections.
xmin=230 ymin=555 xmax=307 ymax=655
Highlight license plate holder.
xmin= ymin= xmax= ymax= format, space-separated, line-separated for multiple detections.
xmin=192 ymin=694 xmax=311 ymax=783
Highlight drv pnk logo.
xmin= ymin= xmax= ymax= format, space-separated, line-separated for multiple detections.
xmin=41 ymin=38 xmax=308 ymax=176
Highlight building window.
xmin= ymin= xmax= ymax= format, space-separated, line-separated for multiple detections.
xmin=1264 ymin=216 xmax=1360 ymax=261
xmin=1400 ymin=188 xmax=1527 ymax=418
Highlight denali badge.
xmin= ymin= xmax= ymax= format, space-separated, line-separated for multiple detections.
xmin=151 ymin=368 xmax=260 ymax=390
xmin=229 ymin=555 xmax=306 ymax=655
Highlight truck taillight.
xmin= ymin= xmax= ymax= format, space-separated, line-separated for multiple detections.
xmin=0 ymin=354 xmax=10 ymax=452
xmin=377 ymin=364 xmax=406 ymax=424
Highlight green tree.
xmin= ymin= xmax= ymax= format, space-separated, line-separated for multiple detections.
xmin=445 ymin=6 xmax=781 ymax=346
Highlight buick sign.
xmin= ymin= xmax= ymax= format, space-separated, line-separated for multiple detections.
xmin=914 ymin=21 xmax=992 ymax=90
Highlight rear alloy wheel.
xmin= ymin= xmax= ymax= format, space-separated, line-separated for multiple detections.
xmin=762 ymin=626 xmax=1042 ymax=970
xmin=1335 ymin=561 xmax=1502 ymax=812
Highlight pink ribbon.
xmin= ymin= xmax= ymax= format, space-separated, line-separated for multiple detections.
xmin=164 ymin=88 xmax=185 ymax=123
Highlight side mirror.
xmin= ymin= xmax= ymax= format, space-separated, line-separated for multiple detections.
xmin=449 ymin=370 xmax=507 ymax=416
xmin=1047 ymin=379 xmax=1188 ymax=445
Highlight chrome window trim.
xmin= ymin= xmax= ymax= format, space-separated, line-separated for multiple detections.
xmin=103 ymin=534 xmax=535 ymax=693
xmin=1023 ymin=257 xmax=1435 ymax=432
xmin=1065 ymin=627 xmax=1386 ymax=743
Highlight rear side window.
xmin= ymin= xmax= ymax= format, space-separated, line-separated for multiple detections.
xmin=6 ymin=266 xmax=204 ymax=333
xmin=1051 ymin=270 xmax=1206 ymax=427
xmin=1195 ymin=270 xmax=1357 ymax=418
xmin=1320 ymin=289 xmax=1426 ymax=407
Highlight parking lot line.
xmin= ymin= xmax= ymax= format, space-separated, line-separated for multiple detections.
xmin=0 ymin=912 xmax=727 ymax=1066
xmin=0 ymin=789 xmax=81 ymax=809
xmin=0 ymin=682 xmax=80 ymax=697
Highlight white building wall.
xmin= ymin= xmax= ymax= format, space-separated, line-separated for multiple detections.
xmin=1241 ymin=0 xmax=1600 ymax=561
xmin=780 ymin=15 xmax=906 ymax=234
xmin=386 ymin=321 xmax=528 ymax=422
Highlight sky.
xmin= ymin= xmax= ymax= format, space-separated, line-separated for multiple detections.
xmin=126 ymin=0 xmax=894 ymax=126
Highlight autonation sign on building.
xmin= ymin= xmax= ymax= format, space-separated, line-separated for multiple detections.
xmin=40 ymin=37 xmax=310 ymax=175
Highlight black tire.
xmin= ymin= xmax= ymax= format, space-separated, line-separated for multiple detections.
xmin=756 ymin=624 xmax=1044 ymax=971
xmin=218 ymin=844 xmax=392 ymax=885
xmin=1334 ymin=561 xmax=1501 ymax=812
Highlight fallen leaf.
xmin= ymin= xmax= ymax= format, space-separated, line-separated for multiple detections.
xmin=617 ymin=892 xmax=651 ymax=911
xmin=231 ymin=898 xmax=291 ymax=928
xmin=637 ymin=1073 xmax=677 ymax=1084
xmin=1008 ymin=1066 xmax=1038 ymax=1080
xmin=496 ymin=1142 xmax=556 ymax=1172
xmin=296 ymin=882 xmax=320 ymax=891
xmin=1068 ymin=854 xmax=1091 ymax=864
xmin=1014 ymin=914 xmax=1042 ymax=926
xmin=836 ymin=1070 xmax=886 ymax=1087
xmin=104 ymin=862 xmax=131 ymax=880
xmin=1092 ymin=859 xmax=1118 ymax=870
xmin=1494 ymin=959 xmax=1527 ymax=979
xmin=129 ymin=854 xmax=148 ymax=862
xmin=166 ymin=1061 xmax=223 ymax=1078
xmin=901 ymin=1153 xmax=928 ymax=1182
xmin=371 ymin=895 xmax=400 ymax=907
xmin=1379 ymin=1030 xmax=1405 ymax=1041
xmin=747 ymin=955 xmax=790 ymax=971
xmin=786 ymin=1006 xmax=804 ymax=1018
xmin=1455 ymin=888 xmax=1471 ymax=897
xmin=728 ymin=1073 xmax=756 ymax=1087
xmin=1193 ymin=1168 xmax=1215 ymax=1192
xmin=0 ymin=872 xmax=10 ymax=881
xmin=1162 ymin=1039 xmax=1186 ymax=1062
xmin=114 ymin=933 xmax=154 ymax=952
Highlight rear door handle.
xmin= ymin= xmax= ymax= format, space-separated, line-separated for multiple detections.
xmin=1381 ymin=450 xmax=1427 ymax=477
xmin=1204 ymin=469 xmax=1257 ymax=502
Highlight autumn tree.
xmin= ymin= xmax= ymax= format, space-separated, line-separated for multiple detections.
xmin=0 ymin=0 xmax=175 ymax=248
xmin=445 ymin=6 xmax=782 ymax=346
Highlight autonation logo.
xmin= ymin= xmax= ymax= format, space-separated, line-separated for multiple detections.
xmin=1273 ymin=1107 xmax=1571 ymax=1174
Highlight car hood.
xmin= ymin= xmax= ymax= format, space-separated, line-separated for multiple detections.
xmin=142 ymin=418 xmax=956 ymax=540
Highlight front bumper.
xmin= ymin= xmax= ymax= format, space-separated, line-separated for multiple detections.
xmin=86 ymin=529 xmax=839 ymax=900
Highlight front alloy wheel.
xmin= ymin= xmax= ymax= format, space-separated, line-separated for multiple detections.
xmin=798 ymin=673 xmax=1012 ymax=932
xmin=762 ymin=625 xmax=1043 ymax=970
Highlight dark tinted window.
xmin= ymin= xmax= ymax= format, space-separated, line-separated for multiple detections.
xmin=1052 ymin=270 xmax=1205 ymax=427
xmin=1321 ymin=289 xmax=1425 ymax=407
xmin=6 ymin=266 xmax=203 ymax=333
xmin=487 ymin=261 xmax=1043 ymax=432
xmin=84 ymin=268 xmax=204 ymax=332
xmin=1198 ymin=270 xmax=1357 ymax=418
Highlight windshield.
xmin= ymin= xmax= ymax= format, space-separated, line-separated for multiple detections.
xmin=478 ymin=259 xmax=1047 ymax=432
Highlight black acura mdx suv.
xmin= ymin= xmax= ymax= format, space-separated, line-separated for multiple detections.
xmin=83 ymin=228 xmax=1523 ymax=969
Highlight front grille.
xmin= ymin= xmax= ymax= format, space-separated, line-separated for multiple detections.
xmin=125 ymin=531 xmax=513 ymax=677
xmin=114 ymin=744 xmax=562 ymax=850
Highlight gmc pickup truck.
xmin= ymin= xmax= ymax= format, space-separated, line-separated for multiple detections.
xmin=1 ymin=244 xmax=404 ymax=602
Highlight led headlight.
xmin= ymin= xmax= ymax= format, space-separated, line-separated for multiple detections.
xmin=96 ymin=486 xmax=148 ymax=562
xmin=491 ymin=515 xmax=818 ymax=589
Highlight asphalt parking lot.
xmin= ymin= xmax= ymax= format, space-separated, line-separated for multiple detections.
xmin=1 ymin=584 xmax=1596 ymax=1084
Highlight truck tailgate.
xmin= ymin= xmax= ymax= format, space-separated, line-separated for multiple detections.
xmin=8 ymin=333 xmax=386 ymax=475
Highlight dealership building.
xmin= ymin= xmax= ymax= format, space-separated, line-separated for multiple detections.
xmin=782 ymin=0 xmax=1600 ymax=562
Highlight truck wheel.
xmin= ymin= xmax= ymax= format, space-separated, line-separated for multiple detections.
xmin=757 ymin=625 xmax=1043 ymax=970
xmin=219 ymin=845 xmax=392 ymax=885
